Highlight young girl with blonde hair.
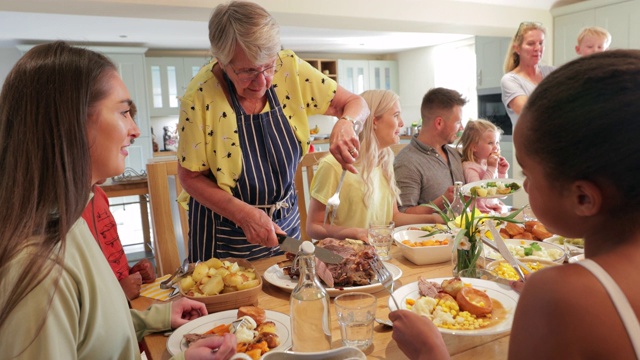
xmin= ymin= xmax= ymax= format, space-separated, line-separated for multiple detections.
xmin=458 ymin=119 xmax=510 ymax=213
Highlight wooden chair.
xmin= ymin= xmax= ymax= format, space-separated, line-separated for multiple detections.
xmin=295 ymin=151 xmax=329 ymax=240
xmin=146 ymin=158 xmax=189 ymax=276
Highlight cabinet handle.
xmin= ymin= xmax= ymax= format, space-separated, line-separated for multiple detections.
xmin=477 ymin=70 xmax=482 ymax=86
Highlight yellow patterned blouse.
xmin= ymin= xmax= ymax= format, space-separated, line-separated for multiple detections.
xmin=177 ymin=49 xmax=338 ymax=195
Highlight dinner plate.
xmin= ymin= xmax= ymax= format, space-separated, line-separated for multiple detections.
xmin=484 ymin=238 xmax=566 ymax=263
xmin=568 ymin=254 xmax=585 ymax=263
xmin=166 ymin=310 xmax=291 ymax=355
xmin=389 ymin=277 xmax=520 ymax=336
xmin=263 ymin=262 xmax=402 ymax=297
xmin=461 ymin=178 xmax=523 ymax=199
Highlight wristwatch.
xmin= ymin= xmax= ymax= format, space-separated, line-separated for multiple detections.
xmin=340 ymin=116 xmax=362 ymax=132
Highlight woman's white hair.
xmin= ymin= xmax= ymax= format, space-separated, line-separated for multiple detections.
xmin=209 ymin=1 xmax=281 ymax=65
xmin=357 ymin=90 xmax=402 ymax=207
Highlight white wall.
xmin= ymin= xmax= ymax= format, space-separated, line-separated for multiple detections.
xmin=0 ymin=42 xmax=22 ymax=88
xmin=396 ymin=38 xmax=478 ymax=126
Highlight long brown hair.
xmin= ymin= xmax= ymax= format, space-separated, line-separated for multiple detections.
xmin=0 ymin=42 xmax=117 ymax=337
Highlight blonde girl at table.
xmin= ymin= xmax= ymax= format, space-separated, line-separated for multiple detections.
xmin=306 ymin=90 xmax=442 ymax=241
xmin=0 ymin=41 xmax=236 ymax=360
xmin=458 ymin=119 xmax=510 ymax=214
xmin=390 ymin=50 xmax=640 ymax=359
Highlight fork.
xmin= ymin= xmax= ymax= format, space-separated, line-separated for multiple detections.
xmin=370 ymin=256 xmax=401 ymax=310
xmin=324 ymin=169 xmax=347 ymax=225
xmin=229 ymin=317 xmax=252 ymax=334
xmin=211 ymin=317 xmax=253 ymax=354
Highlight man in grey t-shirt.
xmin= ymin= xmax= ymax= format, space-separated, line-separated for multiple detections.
xmin=394 ymin=87 xmax=467 ymax=214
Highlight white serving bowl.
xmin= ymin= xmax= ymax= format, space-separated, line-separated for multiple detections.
xmin=484 ymin=239 xmax=566 ymax=264
xmin=393 ymin=230 xmax=454 ymax=265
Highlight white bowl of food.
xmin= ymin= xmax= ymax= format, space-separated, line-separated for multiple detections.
xmin=484 ymin=239 xmax=566 ymax=264
xmin=485 ymin=258 xmax=559 ymax=284
xmin=393 ymin=230 xmax=454 ymax=265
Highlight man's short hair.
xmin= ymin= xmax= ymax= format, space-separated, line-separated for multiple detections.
xmin=420 ymin=87 xmax=468 ymax=121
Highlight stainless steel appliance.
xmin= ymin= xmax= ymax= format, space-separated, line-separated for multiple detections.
xmin=478 ymin=93 xmax=511 ymax=135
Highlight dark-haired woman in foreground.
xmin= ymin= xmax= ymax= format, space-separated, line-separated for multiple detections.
xmin=0 ymin=41 xmax=235 ymax=359
xmin=390 ymin=50 xmax=640 ymax=359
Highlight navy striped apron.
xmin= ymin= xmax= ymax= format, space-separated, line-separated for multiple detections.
xmin=188 ymin=75 xmax=301 ymax=261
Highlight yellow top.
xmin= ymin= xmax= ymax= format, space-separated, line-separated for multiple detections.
xmin=310 ymin=155 xmax=394 ymax=228
xmin=177 ymin=49 xmax=338 ymax=195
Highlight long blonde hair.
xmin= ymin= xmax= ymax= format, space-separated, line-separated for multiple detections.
xmin=459 ymin=119 xmax=503 ymax=163
xmin=357 ymin=90 xmax=402 ymax=206
xmin=504 ymin=22 xmax=547 ymax=73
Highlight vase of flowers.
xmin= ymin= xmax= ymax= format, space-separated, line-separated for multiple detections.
xmin=427 ymin=194 xmax=523 ymax=278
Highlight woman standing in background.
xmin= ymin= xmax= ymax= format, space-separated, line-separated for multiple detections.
xmin=501 ymin=22 xmax=555 ymax=128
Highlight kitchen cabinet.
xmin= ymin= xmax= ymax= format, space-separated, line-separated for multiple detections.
xmin=552 ymin=0 xmax=639 ymax=66
xmin=338 ymin=60 xmax=398 ymax=94
xmin=303 ymin=58 xmax=338 ymax=82
xmin=475 ymin=36 xmax=511 ymax=91
xmin=146 ymin=56 xmax=210 ymax=116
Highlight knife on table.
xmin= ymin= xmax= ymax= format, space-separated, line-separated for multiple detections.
xmin=487 ymin=222 xmax=528 ymax=282
xmin=277 ymin=234 xmax=344 ymax=264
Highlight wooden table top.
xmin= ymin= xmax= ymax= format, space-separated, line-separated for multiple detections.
xmin=131 ymin=246 xmax=510 ymax=360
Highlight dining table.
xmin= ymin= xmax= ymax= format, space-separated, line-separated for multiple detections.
xmin=131 ymin=245 xmax=511 ymax=360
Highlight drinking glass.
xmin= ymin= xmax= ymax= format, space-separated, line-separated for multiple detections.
xmin=368 ymin=221 xmax=394 ymax=260
xmin=334 ymin=292 xmax=376 ymax=350
xmin=522 ymin=205 xmax=537 ymax=221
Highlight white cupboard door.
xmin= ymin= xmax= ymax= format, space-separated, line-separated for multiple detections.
xmin=369 ymin=60 xmax=398 ymax=93
xmin=147 ymin=58 xmax=185 ymax=116
xmin=338 ymin=60 xmax=369 ymax=94
xmin=595 ymin=1 xmax=634 ymax=50
xmin=475 ymin=36 xmax=511 ymax=90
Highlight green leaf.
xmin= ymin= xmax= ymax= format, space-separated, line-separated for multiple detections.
xmin=523 ymin=246 xmax=533 ymax=256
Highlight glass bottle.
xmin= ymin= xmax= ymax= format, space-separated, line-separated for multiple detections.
xmin=449 ymin=181 xmax=465 ymax=219
xmin=290 ymin=241 xmax=332 ymax=352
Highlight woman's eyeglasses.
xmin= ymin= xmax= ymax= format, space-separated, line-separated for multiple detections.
xmin=228 ymin=55 xmax=283 ymax=82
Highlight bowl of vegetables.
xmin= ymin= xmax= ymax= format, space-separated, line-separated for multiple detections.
xmin=483 ymin=239 xmax=566 ymax=264
xmin=393 ymin=230 xmax=454 ymax=265
xmin=179 ymin=258 xmax=262 ymax=312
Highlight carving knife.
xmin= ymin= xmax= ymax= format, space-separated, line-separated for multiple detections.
xmin=277 ymin=234 xmax=344 ymax=264
xmin=487 ymin=221 xmax=527 ymax=282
